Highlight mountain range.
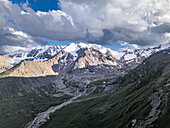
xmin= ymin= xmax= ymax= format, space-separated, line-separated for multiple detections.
xmin=1 ymin=42 xmax=170 ymax=77
xmin=0 ymin=42 xmax=170 ymax=128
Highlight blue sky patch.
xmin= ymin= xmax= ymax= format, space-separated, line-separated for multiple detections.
xmin=43 ymin=38 xmax=73 ymax=46
xmin=9 ymin=0 xmax=60 ymax=12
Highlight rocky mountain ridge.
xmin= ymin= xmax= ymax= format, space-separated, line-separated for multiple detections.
xmin=8 ymin=42 xmax=170 ymax=66
xmin=0 ymin=42 xmax=170 ymax=77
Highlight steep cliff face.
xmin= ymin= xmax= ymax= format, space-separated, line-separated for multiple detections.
xmin=46 ymin=50 xmax=67 ymax=66
xmin=74 ymin=48 xmax=117 ymax=69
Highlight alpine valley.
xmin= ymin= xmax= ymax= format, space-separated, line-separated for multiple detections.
xmin=0 ymin=42 xmax=170 ymax=128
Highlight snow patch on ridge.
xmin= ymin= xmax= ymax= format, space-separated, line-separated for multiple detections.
xmin=64 ymin=43 xmax=80 ymax=60
xmin=124 ymin=54 xmax=137 ymax=60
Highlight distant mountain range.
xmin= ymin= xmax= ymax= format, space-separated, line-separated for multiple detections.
xmin=8 ymin=42 xmax=170 ymax=65
xmin=0 ymin=42 xmax=170 ymax=77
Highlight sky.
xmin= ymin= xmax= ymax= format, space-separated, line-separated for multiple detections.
xmin=0 ymin=0 xmax=170 ymax=54
xmin=9 ymin=0 xmax=60 ymax=12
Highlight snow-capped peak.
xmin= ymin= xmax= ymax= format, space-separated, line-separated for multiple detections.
xmin=63 ymin=43 xmax=80 ymax=60
xmin=78 ymin=42 xmax=108 ymax=54
xmin=7 ymin=42 xmax=170 ymax=66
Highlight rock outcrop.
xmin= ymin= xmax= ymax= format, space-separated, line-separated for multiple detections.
xmin=0 ymin=55 xmax=13 ymax=73
xmin=74 ymin=48 xmax=117 ymax=69
xmin=7 ymin=61 xmax=58 ymax=77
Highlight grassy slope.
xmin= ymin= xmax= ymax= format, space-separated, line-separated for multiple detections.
xmin=41 ymin=50 xmax=170 ymax=128
xmin=0 ymin=77 xmax=71 ymax=128
xmin=41 ymin=81 xmax=156 ymax=128
xmin=0 ymin=95 xmax=69 ymax=128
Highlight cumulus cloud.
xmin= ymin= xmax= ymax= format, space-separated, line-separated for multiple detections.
xmin=0 ymin=0 xmax=170 ymax=54
xmin=0 ymin=0 xmax=48 ymax=54
xmin=60 ymin=0 xmax=170 ymax=45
